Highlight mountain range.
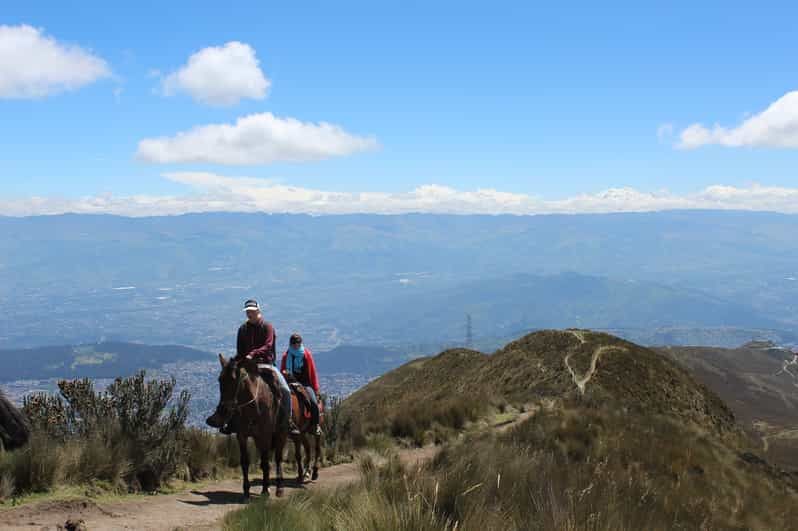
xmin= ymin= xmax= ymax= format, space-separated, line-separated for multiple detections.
xmin=3 ymin=211 xmax=798 ymax=352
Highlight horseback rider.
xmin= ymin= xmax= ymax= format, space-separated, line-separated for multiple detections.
xmin=281 ymin=333 xmax=322 ymax=436
xmin=220 ymin=299 xmax=299 ymax=435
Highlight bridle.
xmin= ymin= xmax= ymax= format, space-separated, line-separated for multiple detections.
xmin=220 ymin=364 xmax=264 ymax=415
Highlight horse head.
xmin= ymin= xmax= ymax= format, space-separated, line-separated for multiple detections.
xmin=206 ymin=354 xmax=260 ymax=429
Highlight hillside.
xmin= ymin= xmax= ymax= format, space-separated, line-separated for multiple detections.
xmin=659 ymin=342 xmax=798 ymax=469
xmin=341 ymin=329 xmax=740 ymax=441
xmin=243 ymin=330 xmax=798 ymax=530
xmin=0 ymin=341 xmax=211 ymax=382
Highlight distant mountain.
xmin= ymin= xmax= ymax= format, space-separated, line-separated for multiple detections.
xmin=313 ymin=344 xmax=418 ymax=377
xmin=3 ymin=211 xmax=798 ymax=350
xmin=359 ymin=272 xmax=781 ymax=343
xmin=0 ymin=341 xmax=211 ymax=382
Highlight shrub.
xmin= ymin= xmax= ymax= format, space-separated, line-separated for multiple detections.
xmin=184 ymin=428 xmax=236 ymax=481
xmin=0 ymin=431 xmax=61 ymax=493
xmin=8 ymin=371 xmax=232 ymax=496
xmin=105 ymin=373 xmax=190 ymax=490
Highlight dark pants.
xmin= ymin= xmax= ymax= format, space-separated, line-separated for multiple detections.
xmin=304 ymin=386 xmax=319 ymax=427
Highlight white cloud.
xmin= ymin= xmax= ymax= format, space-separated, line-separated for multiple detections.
xmin=0 ymin=24 xmax=110 ymax=98
xmin=136 ymin=112 xmax=378 ymax=165
xmin=161 ymin=41 xmax=269 ymax=106
xmin=677 ymin=91 xmax=798 ymax=149
xmin=4 ymin=175 xmax=798 ymax=217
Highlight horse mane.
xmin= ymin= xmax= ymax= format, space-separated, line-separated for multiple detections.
xmin=0 ymin=387 xmax=30 ymax=451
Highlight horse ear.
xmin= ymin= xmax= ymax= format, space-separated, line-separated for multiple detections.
xmin=219 ymin=353 xmax=226 ymax=367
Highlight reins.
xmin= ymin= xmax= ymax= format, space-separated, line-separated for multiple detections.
xmin=223 ymin=366 xmax=265 ymax=414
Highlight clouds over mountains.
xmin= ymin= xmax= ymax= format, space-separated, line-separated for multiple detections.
xmin=4 ymin=175 xmax=798 ymax=217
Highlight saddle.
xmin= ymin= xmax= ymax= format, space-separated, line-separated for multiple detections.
xmin=289 ymin=383 xmax=313 ymax=419
xmin=256 ymin=364 xmax=281 ymax=408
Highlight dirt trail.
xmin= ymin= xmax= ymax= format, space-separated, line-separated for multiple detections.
xmin=0 ymin=447 xmax=426 ymax=531
xmin=0 ymin=426 xmax=478 ymax=531
xmin=564 ymin=330 xmax=626 ymax=395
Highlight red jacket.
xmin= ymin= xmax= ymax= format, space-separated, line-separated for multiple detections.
xmin=280 ymin=348 xmax=320 ymax=394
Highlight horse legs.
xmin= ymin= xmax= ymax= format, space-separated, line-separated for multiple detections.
xmin=294 ymin=436 xmax=304 ymax=482
xmin=238 ymin=434 xmax=251 ymax=501
xmin=274 ymin=434 xmax=285 ymax=497
xmin=302 ymin=436 xmax=312 ymax=481
xmin=260 ymin=446 xmax=271 ymax=498
xmin=311 ymin=434 xmax=321 ymax=481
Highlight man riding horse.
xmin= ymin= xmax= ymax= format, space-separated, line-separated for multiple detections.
xmin=219 ymin=299 xmax=299 ymax=436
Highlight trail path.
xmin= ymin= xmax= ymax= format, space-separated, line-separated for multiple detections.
xmin=0 ymin=448 xmax=430 ymax=531
xmin=0 ymin=414 xmax=527 ymax=531
xmin=563 ymin=330 xmax=626 ymax=395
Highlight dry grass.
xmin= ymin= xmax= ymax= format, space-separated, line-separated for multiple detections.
xmin=228 ymin=404 xmax=798 ymax=530
xmin=227 ymin=330 xmax=798 ymax=531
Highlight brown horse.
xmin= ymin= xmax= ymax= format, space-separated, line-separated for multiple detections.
xmin=287 ymin=384 xmax=323 ymax=482
xmin=206 ymin=355 xmax=287 ymax=500
xmin=0 ymin=388 xmax=29 ymax=452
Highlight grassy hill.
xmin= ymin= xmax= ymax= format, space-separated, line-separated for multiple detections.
xmin=243 ymin=330 xmax=798 ymax=530
xmin=659 ymin=342 xmax=798 ymax=470
xmin=339 ymin=330 xmax=740 ymax=444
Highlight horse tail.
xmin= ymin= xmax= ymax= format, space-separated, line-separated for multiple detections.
xmin=0 ymin=388 xmax=30 ymax=450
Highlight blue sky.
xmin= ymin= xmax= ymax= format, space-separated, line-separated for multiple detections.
xmin=2 ymin=1 xmax=798 ymax=215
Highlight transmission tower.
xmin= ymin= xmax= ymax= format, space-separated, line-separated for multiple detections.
xmin=466 ymin=313 xmax=473 ymax=348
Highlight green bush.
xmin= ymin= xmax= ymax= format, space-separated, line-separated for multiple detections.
xmin=2 ymin=371 xmax=240 ymax=497
xmin=0 ymin=431 xmax=61 ymax=493
xmin=184 ymin=428 xmax=218 ymax=481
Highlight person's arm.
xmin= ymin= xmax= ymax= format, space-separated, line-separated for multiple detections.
xmin=248 ymin=321 xmax=275 ymax=360
xmin=235 ymin=325 xmax=246 ymax=359
xmin=280 ymin=352 xmax=287 ymax=373
xmin=305 ymin=349 xmax=320 ymax=394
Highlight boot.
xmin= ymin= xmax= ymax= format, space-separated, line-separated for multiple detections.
xmin=220 ymin=413 xmax=239 ymax=435
xmin=279 ymin=398 xmax=301 ymax=436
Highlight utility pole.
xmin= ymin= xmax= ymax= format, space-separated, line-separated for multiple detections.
xmin=466 ymin=313 xmax=473 ymax=348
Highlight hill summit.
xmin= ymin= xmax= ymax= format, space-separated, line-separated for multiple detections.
xmin=342 ymin=329 xmax=739 ymax=440
xmin=331 ymin=330 xmax=798 ymax=529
